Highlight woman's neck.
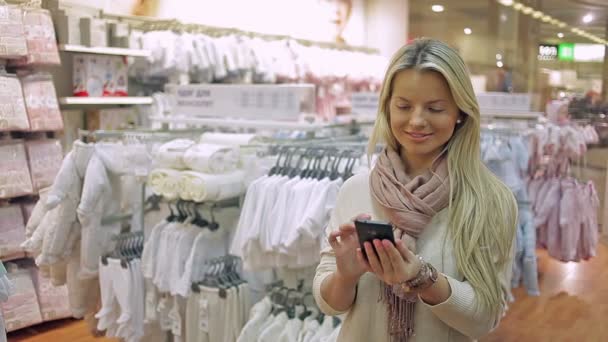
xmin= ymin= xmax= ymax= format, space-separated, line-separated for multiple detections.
xmin=399 ymin=148 xmax=441 ymax=177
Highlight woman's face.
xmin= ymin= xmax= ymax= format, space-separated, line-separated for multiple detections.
xmin=389 ymin=69 xmax=461 ymax=161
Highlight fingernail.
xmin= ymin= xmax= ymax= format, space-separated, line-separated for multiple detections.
xmin=373 ymin=240 xmax=382 ymax=248
xmin=382 ymin=240 xmax=392 ymax=247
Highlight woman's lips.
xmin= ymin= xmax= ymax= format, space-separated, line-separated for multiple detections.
xmin=405 ymin=132 xmax=433 ymax=142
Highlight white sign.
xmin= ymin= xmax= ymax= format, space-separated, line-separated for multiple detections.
xmin=166 ymin=84 xmax=316 ymax=121
xmin=351 ymin=92 xmax=380 ymax=115
xmin=574 ymin=44 xmax=605 ymax=62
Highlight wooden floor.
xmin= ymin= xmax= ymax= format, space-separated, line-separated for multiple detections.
xmin=8 ymin=243 xmax=608 ymax=342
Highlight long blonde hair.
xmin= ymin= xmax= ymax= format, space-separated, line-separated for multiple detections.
xmin=369 ymin=38 xmax=517 ymax=315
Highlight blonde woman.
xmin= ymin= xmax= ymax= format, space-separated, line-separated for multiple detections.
xmin=313 ymin=38 xmax=517 ymax=341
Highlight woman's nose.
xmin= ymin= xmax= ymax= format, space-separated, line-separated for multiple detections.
xmin=409 ymin=107 xmax=427 ymax=128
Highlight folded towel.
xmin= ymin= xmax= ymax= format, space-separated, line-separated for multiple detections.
xmin=154 ymin=139 xmax=195 ymax=169
xmin=148 ymin=168 xmax=182 ymax=200
xmin=179 ymin=170 xmax=244 ymax=202
xmin=183 ymin=143 xmax=238 ymax=174
xmin=199 ymin=133 xmax=265 ymax=147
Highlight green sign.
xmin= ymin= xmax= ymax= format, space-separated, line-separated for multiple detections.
xmin=558 ymin=43 xmax=575 ymax=61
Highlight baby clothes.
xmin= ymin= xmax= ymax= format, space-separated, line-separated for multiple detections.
xmin=0 ymin=142 xmax=34 ymax=198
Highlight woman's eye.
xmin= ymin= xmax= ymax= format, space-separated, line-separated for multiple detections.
xmin=396 ymin=104 xmax=410 ymax=110
xmin=429 ymin=108 xmax=444 ymax=113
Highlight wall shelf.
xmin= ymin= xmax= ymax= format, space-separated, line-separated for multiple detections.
xmin=59 ymin=97 xmax=153 ymax=106
xmin=59 ymin=44 xmax=151 ymax=58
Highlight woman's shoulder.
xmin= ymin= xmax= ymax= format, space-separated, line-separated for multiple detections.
xmin=340 ymin=170 xmax=371 ymax=194
xmin=334 ymin=170 xmax=384 ymax=220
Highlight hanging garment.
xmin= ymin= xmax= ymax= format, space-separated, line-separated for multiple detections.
xmin=511 ymin=204 xmax=540 ymax=296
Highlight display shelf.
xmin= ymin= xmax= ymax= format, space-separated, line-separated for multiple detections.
xmin=1 ymin=251 xmax=28 ymax=262
xmin=150 ymin=116 xmax=330 ymax=132
xmin=59 ymin=44 xmax=151 ymax=58
xmin=59 ymin=97 xmax=153 ymax=106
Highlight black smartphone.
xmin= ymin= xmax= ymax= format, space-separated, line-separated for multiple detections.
xmin=354 ymin=219 xmax=395 ymax=259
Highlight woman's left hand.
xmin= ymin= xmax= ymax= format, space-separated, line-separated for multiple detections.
xmin=356 ymin=238 xmax=423 ymax=285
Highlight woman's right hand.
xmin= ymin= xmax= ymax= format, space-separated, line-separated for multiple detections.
xmin=327 ymin=214 xmax=371 ymax=284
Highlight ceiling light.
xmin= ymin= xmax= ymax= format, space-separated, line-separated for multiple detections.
xmin=557 ymin=32 xmax=564 ymax=38
xmin=533 ymin=11 xmax=543 ymax=18
xmin=500 ymin=14 xmax=508 ymax=22
xmin=522 ymin=7 xmax=533 ymax=14
xmin=464 ymin=27 xmax=472 ymax=35
xmin=558 ymin=22 xmax=566 ymax=28
xmin=559 ymin=91 xmax=566 ymax=98
xmin=550 ymin=18 xmax=559 ymax=25
xmin=497 ymin=61 xmax=504 ymax=68
xmin=583 ymin=13 xmax=593 ymax=23
xmin=498 ymin=0 xmax=514 ymax=5
xmin=513 ymin=3 xmax=523 ymax=10
xmin=431 ymin=4 xmax=445 ymax=12
xmin=496 ymin=53 xmax=503 ymax=60
xmin=541 ymin=15 xmax=552 ymax=22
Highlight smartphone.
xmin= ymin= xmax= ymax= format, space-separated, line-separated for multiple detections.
xmin=354 ymin=219 xmax=395 ymax=259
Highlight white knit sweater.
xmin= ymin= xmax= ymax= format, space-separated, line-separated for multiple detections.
xmin=312 ymin=171 xmax=514 ymax=341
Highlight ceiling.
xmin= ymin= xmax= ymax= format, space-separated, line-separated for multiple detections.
xmin=409 ymin=0 xmax=608 ymax=45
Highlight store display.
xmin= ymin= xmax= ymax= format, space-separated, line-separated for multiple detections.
xmin=21 ymin=73 xmax=63 ymax=131
xmin=10 ymin=9 xmax=60 ymax=66
xmin=0 ymin=4 xmax=28 ymax=59
xmin=0 ymin=74 xmax=30 ymax=131
xmin=73 ymin=54 xmax=129 ymax=97
xmin=0 ymin=266 xmax=44 ymax=333
xmin=79 ymin=17 xmax=107 ymax=48
xmin=0 ymin=206 xmax=26 ymax=260
xmin=0 ymin=261 xmax=11 ymax=342
xmin=230 ymin=147 xmax=354 ymax=270
xmin=88 ymin=107 xmax=139 ymax=131
xmin=32 ymin=268 xmax=71 ymax=321
xmin=129 ymin=29 xmax=385 ymax=120
xmin=0 ymin=142 xmax=34 ymax=199
xmin=108 ymin=22 xmax=130 ymax=48
xmin=25 ymin=139 xmax=63 ymax=192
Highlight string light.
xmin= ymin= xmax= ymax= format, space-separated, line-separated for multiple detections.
xmin=495 ymin=1 xmax=606 ymax=45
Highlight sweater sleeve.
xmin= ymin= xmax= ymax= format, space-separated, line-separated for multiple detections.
xmin=312 ymin=176 xmax=360 ymax=316
xmin=421 ymin=238 xmax=516 ymax=339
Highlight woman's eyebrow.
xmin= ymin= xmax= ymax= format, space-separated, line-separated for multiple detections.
xmin=395 ymin=96 xmax=446 ymax=104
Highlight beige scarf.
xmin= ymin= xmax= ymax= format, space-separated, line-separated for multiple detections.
xmin=369 ymin=146 xmax=450 ymax=342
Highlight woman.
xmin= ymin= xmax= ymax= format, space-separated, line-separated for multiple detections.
xmin=312 ymin=39 xmax=517 ymax=341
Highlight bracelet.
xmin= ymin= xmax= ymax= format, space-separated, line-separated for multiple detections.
xmin=397 ymin=257 xmax=439 ymax=294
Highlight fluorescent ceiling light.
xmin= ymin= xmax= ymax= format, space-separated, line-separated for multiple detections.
xmin=558 ymin=22 xmax=567 ymax=28
xmin=513 ymin=3 xmax=523 ymax=10
xmin=583 ymin=13 xmax=593 ymax=23
xmin=497 ymin=61 xmax=504 ymax=68
xmin=498 ymin=0 xmax=514 ymax=5
xmin=496 ymin=53 xmax=503 ymax=60
xmin=431 ymin=5 xmax=444 ymax=12
xmin=557 ymin=32 xmax=564 ymax=38
xmin=464 ymin=28 xmax=472 ymax=35
xmin=542 ymin=15 xmax=551 ymax=22
xmin=533 ymin=11 xmax=543 ymax=18
xmin=522 ymin=7 xmax=533 ymax=14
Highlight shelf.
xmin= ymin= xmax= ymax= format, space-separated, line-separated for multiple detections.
xmin=1 ymin=251 xmax=28 ymax=263
xmin=59 ymin=97 xmax=153 ymax=106
xmin=150 ymin=116 xmax=330 ymax=132
xmin=59 ymin=44 xmax=151 ymax=58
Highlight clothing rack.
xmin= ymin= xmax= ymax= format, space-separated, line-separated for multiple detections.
xmin=101 ymin=13 xmax=380 ymax=55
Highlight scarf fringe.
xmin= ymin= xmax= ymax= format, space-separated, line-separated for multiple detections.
xmin=381 ymin=284 xmax=416 ymax=342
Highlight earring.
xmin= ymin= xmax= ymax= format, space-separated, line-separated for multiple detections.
xmin=456 ymin=119 xmax=462 ymax=124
